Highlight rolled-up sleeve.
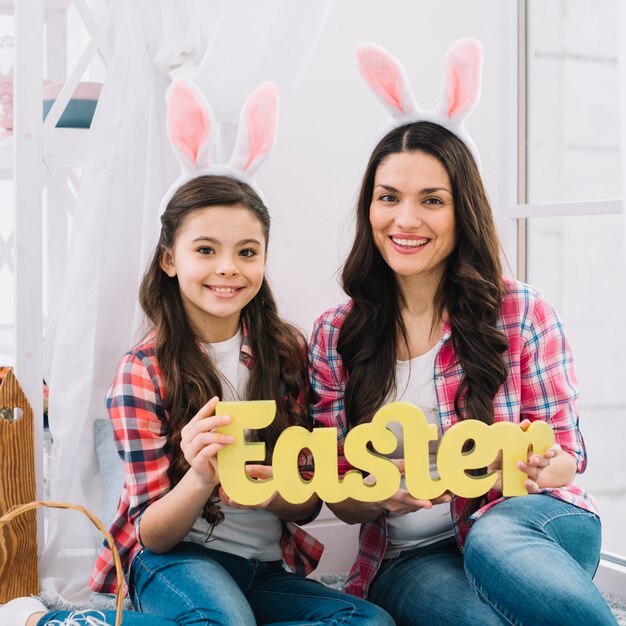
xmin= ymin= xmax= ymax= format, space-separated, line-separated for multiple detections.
xmin=108 ymin=351 xmax=172 ymax=533
xmin=520 ymin=295 xmax=586 ymax=472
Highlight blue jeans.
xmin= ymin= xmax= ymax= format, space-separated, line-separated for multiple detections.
xmin=38 ymin=609 xmax=175 ymax=625
xmin=128 ymin=542 xmax=393 ymax=626
xmin=369 ymin=495 xmax=617 ymax=626
xmin=39 ymin=543 xmax=392 ymax=625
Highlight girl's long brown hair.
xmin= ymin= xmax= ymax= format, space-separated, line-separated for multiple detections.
xmin=339 ymin=122 xmax=508 ymax=518
xmin=139 ymin=175 xmax=311 ymax=528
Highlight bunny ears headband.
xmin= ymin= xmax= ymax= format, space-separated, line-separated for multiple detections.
xmin=159 ymin=78 xmax=279 ymax=215
xmin=356 ymin=38 xmax=482 ymax=166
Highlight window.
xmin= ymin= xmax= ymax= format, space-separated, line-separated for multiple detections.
xmin=521 ymin=0 xmax=625 ymax=558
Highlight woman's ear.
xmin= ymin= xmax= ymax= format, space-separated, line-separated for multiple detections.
xmin=160 ymin=248 xmax=177 ymax=277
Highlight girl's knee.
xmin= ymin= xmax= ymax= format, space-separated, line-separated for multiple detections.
xmin=355 ymin=602 xmax=395 ymax=626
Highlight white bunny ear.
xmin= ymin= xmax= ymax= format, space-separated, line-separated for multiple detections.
xmin=228 ymin=82 xmax=279 ymax=177
xmin=166 ymin=78 xmax=215 ymax=175
xmin=439 ymin=38 xmax=482 ymax=122
xmin=356 ymin=42 xmax=419 ymax=119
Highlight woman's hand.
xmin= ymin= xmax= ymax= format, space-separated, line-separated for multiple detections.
xmin=488 ymin=419 xmax=576 ymax=495
xmin=218 ymin=465 xmax=320 ymax=522
xmin=180 ymin=396 xmax=235 ymax=488
xmin=365 ymin=459 xmax=452 ymax=516
xmin=517 ymin=419 xmax=564 ymax=493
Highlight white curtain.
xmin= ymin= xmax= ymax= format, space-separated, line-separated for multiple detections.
xmin=42 ymin=0 xmax=333 ymax=602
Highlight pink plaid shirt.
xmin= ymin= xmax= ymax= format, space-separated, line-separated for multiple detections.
xmin=309 ymin=278 xmax=598 ymax=598
xmin=89 ymin=330 xmax=323 ymax=595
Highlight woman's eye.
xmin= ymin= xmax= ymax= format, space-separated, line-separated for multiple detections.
xmin=239 ymin=249 xmax=256 ymax=258
xmin=198 ymin=247 xmax=215 ymax=255
xmin=379 ymin=194 xmax=397 ymax=203
xmin=424 ymin=197 xmax=444 ymax=206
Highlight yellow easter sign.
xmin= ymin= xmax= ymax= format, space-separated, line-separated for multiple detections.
xmin=215 ymin=400 xmax=554 ymax=506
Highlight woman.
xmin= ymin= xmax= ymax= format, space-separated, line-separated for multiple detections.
xmin=309 ymin=119 xmax=616 ymax=625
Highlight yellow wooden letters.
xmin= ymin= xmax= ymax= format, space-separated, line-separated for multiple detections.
xmin=215 ymin=400 xmax=554 ymax=505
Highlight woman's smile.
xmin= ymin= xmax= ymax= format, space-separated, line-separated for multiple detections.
xmin=369 ymin=150 xmax=456 ymax=289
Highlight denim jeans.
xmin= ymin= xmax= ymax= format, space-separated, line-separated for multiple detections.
xmin=369 ymin=495 xmax=617 ymax=626
xmin=38 ymin=609 xmax=177 ymax=625
xmin=127 ymin=541 xmax=393 ymax=626
xmin=38 ymin=543 xmax=392 ymax=625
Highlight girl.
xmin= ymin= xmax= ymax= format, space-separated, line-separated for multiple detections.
xmin=309 ymin=42 xmax=617 ymax=625
xmin=1 ymin=81 xmax=393 ymax=626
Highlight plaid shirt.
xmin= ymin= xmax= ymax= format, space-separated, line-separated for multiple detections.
xmin=89 ymin=330 xmax=323 ymax=595
xmin=309 ymin=278 xmax=598 ymax=599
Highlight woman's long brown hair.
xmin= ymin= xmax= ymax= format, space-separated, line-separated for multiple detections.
xmin=139 ymin=175 xmax=311 ymax=529
xmin=339 ymin=122 xmax=508 ymax=518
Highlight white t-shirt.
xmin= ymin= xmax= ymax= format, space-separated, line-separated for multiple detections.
xmin=185 ymin=329 xmax=283 ymax=561
xmin=384 ymin=342 xmax=454 ymax=558
xmin=204 ymin=329 xmax=248 ymax=401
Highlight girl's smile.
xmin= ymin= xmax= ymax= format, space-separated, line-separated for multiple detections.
xmin=160 ymin=205 xmax=267 ymax=342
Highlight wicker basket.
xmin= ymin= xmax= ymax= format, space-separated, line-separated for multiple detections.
xmin=0 ymin=500 xmax=124 ymax=626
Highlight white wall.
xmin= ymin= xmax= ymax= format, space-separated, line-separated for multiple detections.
xmin=258 ymin=0 xmax=515 ymax=338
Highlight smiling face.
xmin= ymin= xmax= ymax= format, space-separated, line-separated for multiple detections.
xmin=369 ymin=150 xmax=456 ymax=294
xmin=160 ymin=205 xmax=267 ymax=343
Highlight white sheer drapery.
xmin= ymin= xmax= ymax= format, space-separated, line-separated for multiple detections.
xmin=42 ymin=0 xmax=333 ymax=602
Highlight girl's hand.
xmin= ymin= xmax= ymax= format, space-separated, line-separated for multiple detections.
xmin=180 ymin=396 xmax=235 ymax=487
xmin=218 ymin=465 xmax=277 ymax=510
xmin=517 ymin=419 xmax=562 ymax=493
xmin=366 ymin=459 xmax=452 ymax=516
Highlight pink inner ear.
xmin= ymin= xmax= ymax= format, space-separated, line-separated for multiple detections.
xmin=445 ymin=40 xmax=481 ymax=118
xmin=167 ymin=82 xmax=210 ymax=165
xmin=243 ymin=85 xmax=277 ymax=171
xmin=358 ymin=47 xmax=408 ymax=114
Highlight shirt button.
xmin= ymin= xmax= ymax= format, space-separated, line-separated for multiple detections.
xmin=438 ymin=375 xmax=445 ymax=383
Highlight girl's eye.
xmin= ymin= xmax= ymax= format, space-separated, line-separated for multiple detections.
xmin=198 ymin=247 xmax=215 ymax=255
xmin=239 ymin=249 xmax=256 ymax=258
xmin=379 ymin=194 xmax=398 ymax=203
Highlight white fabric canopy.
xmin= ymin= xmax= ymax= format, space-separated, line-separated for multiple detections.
xmin=42 ymin=0 xmax=333 ymax=602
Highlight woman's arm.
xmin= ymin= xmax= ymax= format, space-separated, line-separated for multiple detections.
xmin=217 ymin=464 xmax=321 ymax=523
xmin=516 ymin=291 xmax=585 ymax=490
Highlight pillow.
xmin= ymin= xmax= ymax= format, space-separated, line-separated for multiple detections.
xmin=93 ymin=418 xmax=125 ymax=529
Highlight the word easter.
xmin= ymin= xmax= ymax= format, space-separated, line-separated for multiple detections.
xmin=215 ymin=400 xmax=554 ymax=506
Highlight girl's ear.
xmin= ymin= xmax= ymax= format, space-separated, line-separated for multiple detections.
xmin=166 ymin=78 xmax=215 ymax=175
xmin=356 ymin=42 xmax=419 ymax=120
xmin=439 ymin=38 xmax=482 ymax=122
xmin=159 ymin=248 xmax=177 ymax=277
xmin=228 ymin=82 xmax=279 ymax=177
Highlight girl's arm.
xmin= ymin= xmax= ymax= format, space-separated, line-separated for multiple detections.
xmin=139 ymin=397 xmax=234 ymax=553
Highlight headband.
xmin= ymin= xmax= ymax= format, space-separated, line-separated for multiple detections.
xmin=159 ymin=78 xmax=279 ymax=216
xmin=356 ymin=39 xmax=482 ymax=166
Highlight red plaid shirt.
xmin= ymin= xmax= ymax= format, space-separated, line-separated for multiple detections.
xmin=309 ymin=278 xmax=598 ymax=599
xmin=89 ymin=329 xmax=323 ymax=595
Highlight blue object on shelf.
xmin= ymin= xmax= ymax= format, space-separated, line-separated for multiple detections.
xmin=43 ymin=98 xmax=98 ymax=128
